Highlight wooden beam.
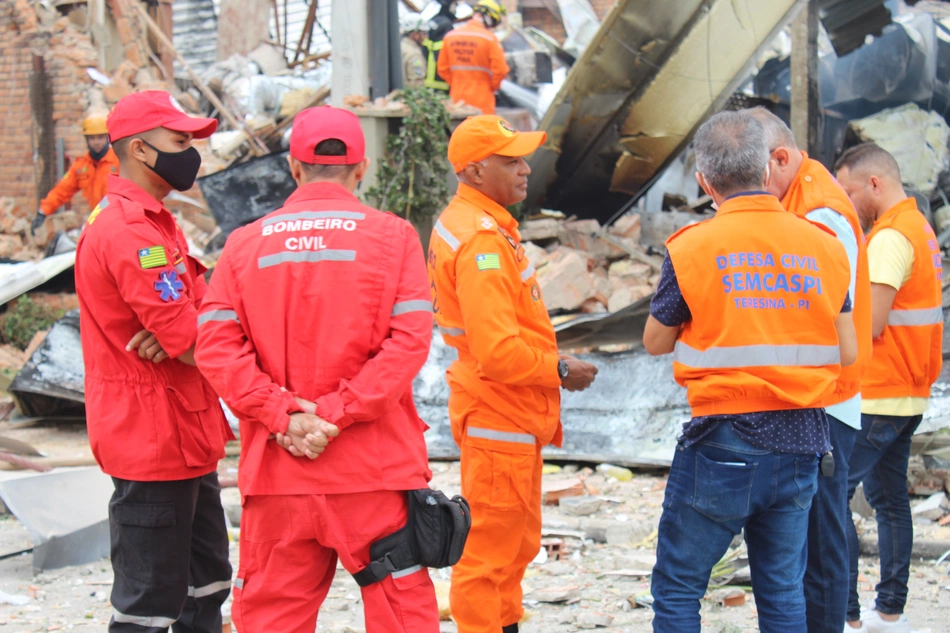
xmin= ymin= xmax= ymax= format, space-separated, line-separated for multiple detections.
xmin=791 ymin=0 xmax=820 ymax=155
xmin=131 ymin=1 xmax=269 ymax=156
xmin=293 ymin=0 xmax=319 ymax=64
xmin=272 ymin=0 xmax=282 ymax=47
xmin=29 ymin=54 xmax=56 ymax=209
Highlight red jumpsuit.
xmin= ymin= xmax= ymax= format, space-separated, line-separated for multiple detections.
xmin=194 ymin=181 xmax=438 ymax=633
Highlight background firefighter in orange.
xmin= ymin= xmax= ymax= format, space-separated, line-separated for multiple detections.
xmin=437 ymin=0 xmax=510 ymax=115
xmin=33 ymin=109 xmax=119 ymax=235
xmin=428 ymin=115 xmax=599 ymax=633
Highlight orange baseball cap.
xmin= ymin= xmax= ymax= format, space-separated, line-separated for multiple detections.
xmin=448 ymin=115 xmax=547 ymax=173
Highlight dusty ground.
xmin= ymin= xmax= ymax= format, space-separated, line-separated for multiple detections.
xmin=0 ymin=423 xmax=947 ymax=633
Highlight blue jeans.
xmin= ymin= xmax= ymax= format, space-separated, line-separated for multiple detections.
xmin=651 ymin=423 xmax=819 ymax=633
xmin=846 ymin=413 xmax=922 ymax=621
xmin=805 ymin=416 xmax=857 ymax=633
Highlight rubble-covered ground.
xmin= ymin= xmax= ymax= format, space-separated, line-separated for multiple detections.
xmin=0 ymin=426 xmax=947 ymax=633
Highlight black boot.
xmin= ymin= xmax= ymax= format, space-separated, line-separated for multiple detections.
xmin=502 ymin=625 xmax=519 ymax=633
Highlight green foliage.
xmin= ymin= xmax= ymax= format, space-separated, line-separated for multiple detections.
xmin=365 ymin=87 xmax=452 ymax=221
xmin=1 ymin=296 xmax=63 ymax=351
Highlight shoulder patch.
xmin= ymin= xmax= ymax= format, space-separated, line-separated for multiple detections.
xmin=476 ymin=215 xmax=496 ymax=232
xmin=154 ymin=269 xmax=184 ymax=302
xmin=475 ymin=253 xmax=501 ymax=271
xmin=138 ymin=245 xmax=168 ymax=269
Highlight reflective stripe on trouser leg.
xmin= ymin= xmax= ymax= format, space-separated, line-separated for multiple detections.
xmin=467 ymin=426 xmax=535 ymax=445
xmin=451 ymin=439 xmax=542 ymax=633
xmin=175 ymin=473 xmax=232 ymax=633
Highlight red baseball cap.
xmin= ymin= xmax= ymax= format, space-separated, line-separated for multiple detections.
xmin=107 ymin=91 xmax=218 ymax=143
xmin=290 ymin=106 xmax=366 ymax=165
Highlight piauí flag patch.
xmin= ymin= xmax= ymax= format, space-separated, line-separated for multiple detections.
xmin=475 ymin=253 xmax=501 ymax=271
xmin=138 ymin=245 xmax=168 ymax=269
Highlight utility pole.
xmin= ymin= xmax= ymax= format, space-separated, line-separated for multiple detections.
xmin=791 ymin=0 xmax=820 ymax=155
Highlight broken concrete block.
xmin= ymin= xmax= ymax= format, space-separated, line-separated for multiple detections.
xmin=0 ymin=235 xmax=23 ymax=259
xmin=559 ymin=495 xmax=602 ymax=516
xmin=581 ymin=297 xmax=608 ymax=314
xmin=522 ymin=241 xmax=550 ymax=271
xmin=543 ymin=478 xmax=585 ymax=505
xmin=609 ymin=213 xmax=641 ymax=241
xmin=912 ymin=492 xmax=949 ymax=521
xmin=850 ymin=103 xmax=950 ymax=195
xmin=607 ymin=285 xmax=652 ymax=313
xmin=519 ymin=218 xmax=561 ymax=242
xmin=608 ymin=259 xmax=652 ymax=287
xmin=640 ymin=211 xmax=702 ymax=250
xmin=577 ymin=612 xmax=614 ymax=628
xmin=527 ymin=585 xmax=580 ymax=603
xmin=537 ymin=251 xmax=594 ymax=311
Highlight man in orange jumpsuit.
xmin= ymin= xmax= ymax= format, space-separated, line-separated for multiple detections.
xmin=437 ymin=0 xmax=510 ymax=115
xmin=33 ymin=112 xmax=119 ymax=235
xmin=428 ymin=115 xmax=598 ymax=633
xmin=195 ymin=106 xmax=439 ymax=633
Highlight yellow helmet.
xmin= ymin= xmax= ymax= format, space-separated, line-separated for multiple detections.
xmin=474 ymin=0 xmax=506 ymax=24
xmin=82 ymin=115 xmax=108 ymax=136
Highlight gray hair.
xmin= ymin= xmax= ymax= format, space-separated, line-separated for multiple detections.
xmin=745 ymin=106 xmax=798 ymax=151
xmin=693 ymin=111 xmax=770 ymax=196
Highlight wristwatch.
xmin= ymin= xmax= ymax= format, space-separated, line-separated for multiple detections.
xmin=557 ymin=359 xmax=569 ymax=380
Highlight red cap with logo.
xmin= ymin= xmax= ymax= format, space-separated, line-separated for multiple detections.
xmin=290 ymin=106 xmax=366 ymax=165
xmin=107 ymin=91 xmax=218 ymax=143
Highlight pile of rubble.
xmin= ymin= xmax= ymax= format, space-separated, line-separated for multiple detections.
xmin=523 ymin=205 xmax=710 ymax=316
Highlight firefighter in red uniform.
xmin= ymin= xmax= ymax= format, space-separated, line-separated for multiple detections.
xmin=194 ymin=106 xmax=439 ymax=633
xmin=74 ymin=91 xmax=233 ymax=632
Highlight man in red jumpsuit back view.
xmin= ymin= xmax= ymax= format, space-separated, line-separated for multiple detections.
xmin=194 ymin=106 xmax=439 ymax=633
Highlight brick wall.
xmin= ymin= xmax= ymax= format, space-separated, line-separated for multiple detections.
xmin=0 ymin=0 xmax=100 ymax=230
xmin=520 ymin=0 xmax=617 ymax=45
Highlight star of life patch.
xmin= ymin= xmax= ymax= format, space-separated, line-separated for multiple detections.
xmin=138 ymin=246 xmax=168 ymax=269
xmin=154 ymin=270 xmax=184 ymax=302
xmin=475 ymin=253 xmax=501 ymax=271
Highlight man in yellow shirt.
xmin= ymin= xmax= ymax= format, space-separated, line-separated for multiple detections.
xmin=835 ymin=143 xmax=944 ymax=633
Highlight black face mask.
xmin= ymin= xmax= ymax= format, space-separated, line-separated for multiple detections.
xmin=88 ymin=139 xmax=110 ymax=162
xmin=141 ymin=140 xmax=202 ymax=191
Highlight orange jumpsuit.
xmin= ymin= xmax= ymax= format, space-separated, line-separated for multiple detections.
xmin=437 ymin=20 xmax=509 ymax=115
xmin=428 ymin=183 xmax=561 ymax=633
xmin=39 ymin=147 xmax=119 ymax=215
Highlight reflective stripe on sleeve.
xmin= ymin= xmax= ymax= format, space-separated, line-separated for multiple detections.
xmin=449 ymin=65 xmax=493 ymax=76
xmin=520 ymin=263 xmax=536 ymax=282
xmin=234 ymin=578 xmax=244 ymax=590
xmin=434 ymin=220 xmax=460 ymax=251
xmin=392 ymin=565 xmax=424 ymax=579
xmin=467 ymin=426 xmax=535 ymax=445
xmin=258 ymin=249 xmax=357 ymax=269
xmin=262 ymin=210 xmax=365 ymax=225
xmin=439 ymin=325 xmax=465 ymax=337
xmin=673 ymin=341 xmax=840 ymax=368
xmin=392 ymin=300 xmax=434 ymax=317
xmin=197 ymin=310 xmax=240 ymax=326
xmin=112 ymin=610 xmax=177 ymax=628
xmin=887 ymin=307 xmax=943 ymax=326
xmin=187 ymin=580 xmax=232 ymax=598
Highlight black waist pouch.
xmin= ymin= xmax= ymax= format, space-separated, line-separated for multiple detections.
xmin=352 ymin=489 xmax=471 ymax=587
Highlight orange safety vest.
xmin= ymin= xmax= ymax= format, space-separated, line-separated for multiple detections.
xmin=428 ymin=184 xmax=562 ymax=447
xmin=667 ymin=193 xmax=851 ymax=417
xmin=862 ymin=197 xmax=944 ymax=399
xmin=781 ymin=153 xmax=872 ymax=406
